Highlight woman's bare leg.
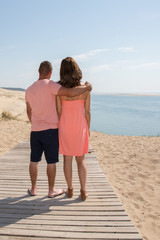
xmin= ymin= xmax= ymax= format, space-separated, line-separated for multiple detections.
xmin=63 ymin=155 xmax=73 ymax=189
xmin=75 ymin=155 xmax=87 ymax=191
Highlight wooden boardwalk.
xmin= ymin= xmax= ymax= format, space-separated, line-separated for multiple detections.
xmin=0 ymin=141 xmax=142 ymax=240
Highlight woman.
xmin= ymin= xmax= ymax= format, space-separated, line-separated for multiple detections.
xmin=56 ymin=57 xmax=91 ymax=201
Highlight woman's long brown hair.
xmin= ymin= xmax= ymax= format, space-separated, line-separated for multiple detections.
xmin=59 ymin=57 xmax=82 ymax=88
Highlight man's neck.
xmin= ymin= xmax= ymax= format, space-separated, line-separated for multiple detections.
xmin=38 ymin=75 xmax=50 ymax=80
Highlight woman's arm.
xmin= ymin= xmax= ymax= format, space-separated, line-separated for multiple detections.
xmin=57 ymin=82 xmax=92 ymax=97
xmin=84 ymin=92 xmax=91 ymax=136
xmin=56 ymin=96 xmax=62 ymax=120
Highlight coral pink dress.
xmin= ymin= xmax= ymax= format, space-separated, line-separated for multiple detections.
xmin=59 ymin=96 xmax=89 ymax=156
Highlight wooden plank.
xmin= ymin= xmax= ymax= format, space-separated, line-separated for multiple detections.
xmin=0 ymin=223 xmax=139 ymax=233
xmin=0 ymin=205 xmax=124 ymax=211
xmin=0 ymin=197 xmax=120 ymax=203
xmin=0 ymin=228 xmax=142 ymax=239
xmin=0 ymin=190 xmax=117 ymax=195
xmin=0 ymin=218 xmax=135 ymax=227
xmin=0 ymin=209 xmax=127 ymax=216
xmin=0 ymin=237 xmax=61 ymax=240
xmin=0 ymin=184 xmax=109 ymax=188
xmin=0 ymin=213 xmax=130 ymax=221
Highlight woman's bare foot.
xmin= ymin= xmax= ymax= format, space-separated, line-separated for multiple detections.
xmin=80 ymin=189 xmax=88 ymax=201
xmin=66 ymin=188 xmax=73 ymax=198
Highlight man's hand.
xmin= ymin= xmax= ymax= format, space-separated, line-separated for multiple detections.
xmin=85 ymin=81 xmax=92 ymax=92
xmin=26 ymin=102 xmax=32 ymax=122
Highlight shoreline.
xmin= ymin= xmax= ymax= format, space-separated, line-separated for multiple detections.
xmin=1 ymin=87 xmax=160 ymax=96
xmin=90 ymin=130 xmax=160 ymax=137
xmin=92 ymin=92 xmax=160 ymax=96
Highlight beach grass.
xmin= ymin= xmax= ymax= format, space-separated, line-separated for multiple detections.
xmin=1 ymin=111 xmax=18 ymax=120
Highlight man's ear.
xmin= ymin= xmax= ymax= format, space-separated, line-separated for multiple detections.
xmin=48 ymin=71 xmax=52 ymax=79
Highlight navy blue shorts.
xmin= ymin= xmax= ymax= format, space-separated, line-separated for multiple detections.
xmin=30 ymin=129 xmax=59 ymax=164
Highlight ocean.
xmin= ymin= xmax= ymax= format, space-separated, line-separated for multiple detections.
xmin=91 ymin=94 xmax=160 ymax=136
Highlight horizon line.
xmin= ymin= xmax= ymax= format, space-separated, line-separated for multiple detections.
xmin=1 ymin=87 xmax=160 ymax=96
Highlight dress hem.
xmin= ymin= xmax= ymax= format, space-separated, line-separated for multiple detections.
xmin=59 ymin=151 xmax=88 ymax=156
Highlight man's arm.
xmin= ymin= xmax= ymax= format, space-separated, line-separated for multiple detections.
xmin=26 ymin=102 xmax=32 ymax=122
xmin=57 ymin=82 xmax=92 ymax=97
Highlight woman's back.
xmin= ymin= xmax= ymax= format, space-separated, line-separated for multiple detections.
xmin=59 ymin=92 xmax=89 ymax=156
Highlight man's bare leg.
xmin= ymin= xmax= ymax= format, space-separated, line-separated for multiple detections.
xmin=29 ymin=161 xmax=38 ymax=195
xmin=47 ymin=163 xmax=56 ymax=196
xmin=47 ymin=163 xmax=64 ymax=197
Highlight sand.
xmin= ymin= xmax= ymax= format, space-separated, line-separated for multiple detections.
xmin=0 ymin=88 xmax=27 ymax=121
xmin=0 ymin=120 xmax=30 ymax=156
xmin=90 ymin=132 xmax=160 ymax=240
xmin=0 ymin=88 xmax=160 ymax=240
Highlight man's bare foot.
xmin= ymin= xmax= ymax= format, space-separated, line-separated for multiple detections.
xmin=48 ymin=188 xmax=64 ymax=198
xmin=27 ymin=188 xmax=37 ymax=196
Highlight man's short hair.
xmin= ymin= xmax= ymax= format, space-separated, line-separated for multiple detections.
xmin=38 ymin=61 xmax=53 ymax=75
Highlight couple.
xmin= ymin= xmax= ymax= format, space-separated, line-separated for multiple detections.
xmin=25 ymin=58 xmax=91 ymax=201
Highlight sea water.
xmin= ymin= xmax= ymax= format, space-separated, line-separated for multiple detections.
xmin=91 ymin=94 xmax=160 ymax=136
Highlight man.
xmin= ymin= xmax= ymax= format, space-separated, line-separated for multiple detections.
xmin=25 ymin=61 xmax=92 ymax=198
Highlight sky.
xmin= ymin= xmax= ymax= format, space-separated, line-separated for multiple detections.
xmin=0 ymin=0 xmax=160 ymax=93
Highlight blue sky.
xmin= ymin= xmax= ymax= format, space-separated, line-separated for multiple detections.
xmin=0 ymin=0 xmax=160 ymax=92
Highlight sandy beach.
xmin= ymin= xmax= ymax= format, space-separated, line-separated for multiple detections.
xmin=0 ymin=88 xmax=160 ymax=240
xmin=90 ymin=132 xmax=160 ymax=240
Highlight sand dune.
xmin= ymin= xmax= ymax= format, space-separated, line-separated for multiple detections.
xmin=0 ymin=88 xmax=30 ymax=156
xmin=0 ymin=88 xmax=160 ymax=240
xmin=0 ymin=88 xmax=27 ymax=121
